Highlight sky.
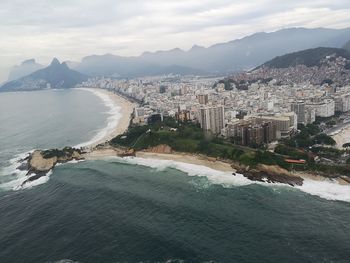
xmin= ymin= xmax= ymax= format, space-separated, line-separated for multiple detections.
xmin=1 ymin=0 xmax=350 ymax=82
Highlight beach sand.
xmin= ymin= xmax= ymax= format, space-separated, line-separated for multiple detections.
xmin=136 ymin=152 xmax=234 ymax=172
xmin=85 ymin=148 xmax=234 ymax=173
xmin=80 ymin=88 xmax=137 ymax=148
xmin=332 ymin=125 xmax=350 ymax=149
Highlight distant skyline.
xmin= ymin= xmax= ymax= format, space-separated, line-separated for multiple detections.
xmin=1 ymin=0 xmax=350 ymax=82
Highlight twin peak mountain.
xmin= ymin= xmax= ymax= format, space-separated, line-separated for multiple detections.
xmin=1 ymin=58 xmax=88 ymax=92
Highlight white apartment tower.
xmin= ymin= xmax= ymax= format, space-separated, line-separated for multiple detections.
xmin=198 ymin=106 xmax=225 ymax=134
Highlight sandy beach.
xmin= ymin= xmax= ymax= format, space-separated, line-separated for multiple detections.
xmin=79 ymin=88 xmax=137 ymax=148
xmin=136 ymin=152 xmax=234 ymax=172
xmin=85 ymin=148 xmax=235 ymax=172
xmin=332 ymin=124 xmax=350 ymax=149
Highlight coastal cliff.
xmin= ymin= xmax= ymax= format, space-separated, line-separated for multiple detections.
xmin=144 ymin=144 xmax=173 ymax=154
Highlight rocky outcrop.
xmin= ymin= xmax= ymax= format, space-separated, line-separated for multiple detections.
xmin=20 ymin=147 xmax=83 ymax=186
xmin=28 ymin=150 xmax=58 ymax=173
xmin=117 ymin=148 xmax=136 ymax=157
xmin=234 ymin=163 xmax=304 ymax=186
xmin=144 ymin=144 xmax=173 ymax=154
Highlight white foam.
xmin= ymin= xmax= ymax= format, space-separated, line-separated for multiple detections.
xmin=56 ymin=159 xmax=86 ymax=167
xmin=0 ymin=150 xmax=33 ymax=191
xmin=116 ymin=156 xmax=253 ymax=187
xmin=75 ymin=88 xmax=122 ymax=148
xmin=115 ymin=156 xmax=350 ymax=203
xmin=15 ymin=171 xmax=52 ymax=190
xmin=297 ymin=179 xmax=350 ymax=202
xmin=0 ymin=149 xmax=54 ymax=191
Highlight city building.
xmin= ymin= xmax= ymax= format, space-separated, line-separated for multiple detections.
xmin=198 ymin=105 xmax=225 ymax=134
xmin=197 ymin=94 xmax=209 ymax=105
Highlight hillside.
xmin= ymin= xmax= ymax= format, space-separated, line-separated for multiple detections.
xmin=259 ymin=47 xmax=350 ymax=68
xmin=1 ymin=58 xmax=88 ymax=92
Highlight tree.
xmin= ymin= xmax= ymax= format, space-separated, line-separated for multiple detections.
xmin=159 ymin=85 xmax=167 ymax=93
xmin=342 ymin=142 xmax=350 ymax=148
xmin=312 ymin=133 xmax=336 ymax=146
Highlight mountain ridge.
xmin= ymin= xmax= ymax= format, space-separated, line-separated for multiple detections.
xmin=1 ymin=58 xmax=88 ymax=92
xmin=72 ymin=27 xmax=350 ymax=77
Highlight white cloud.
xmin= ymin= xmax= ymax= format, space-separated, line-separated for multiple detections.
xmin=0 ymin=0 xmax=350 ymax=82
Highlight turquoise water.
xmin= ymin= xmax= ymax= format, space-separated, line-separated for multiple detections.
xmin=0 ymin=90 xmax=350 ymax=263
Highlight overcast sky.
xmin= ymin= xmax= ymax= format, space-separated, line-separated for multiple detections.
xmin=1 ymin=0 xmax=350 ymax=82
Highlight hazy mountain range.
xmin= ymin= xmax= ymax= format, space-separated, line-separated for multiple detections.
xmin=2 ymin=27 xmax=350 ymax=91
xmin=1 ymin=58 xmax=87 ymax=92
xmin=72 ymin=27 xmax=350 ymax=77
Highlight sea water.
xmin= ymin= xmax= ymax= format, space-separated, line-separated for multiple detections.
xmin=0 ymin=89 xmax=349 ymax=263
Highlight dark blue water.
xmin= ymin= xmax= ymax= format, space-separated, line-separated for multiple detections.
xmin=0 ymin=90 xmax=350 ymax=263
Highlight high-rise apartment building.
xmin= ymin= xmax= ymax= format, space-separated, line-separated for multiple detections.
xmin=197 ymin=94 xmax=209 ymax=105
xmin=198 ymin=105 xmax=225 ymax=134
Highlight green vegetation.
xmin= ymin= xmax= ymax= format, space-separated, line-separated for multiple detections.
xmin=343 ymin=142 xmax=350 ymax=148
xmin=310 ymin=146 xmax=343 ymax=159
xmin=159 ymin=85 xmax=167 ymax=93
xmin=111 ymin=116 xmax=350 ymax=177
xmin=312 ymin=133 xmax=336 ymax=146
xmin=307 ymin=163 xmax=350 ymax=176
xmin=282 ymin=124 xmax=335 ymax=147
xmin=276 ymin=121 xmax=350 ymax=177
xmin=42 ymin=147 xmax=80 ymax=159
xmin=111 ymin=117 xmax=290 ymax=169
xmin=214 ymin=79 xmax=233 ymax=90
xmin=274 ymin=144 xmax=309 ymax=160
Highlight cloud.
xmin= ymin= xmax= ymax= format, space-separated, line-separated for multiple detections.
xmin=0 ymin=0 xmax=350 ymax=82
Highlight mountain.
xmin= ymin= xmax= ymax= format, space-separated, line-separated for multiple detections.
xmin=258 ymin=47 xmax=350 ymax=68
xmin=75 ymin=53 xmax=205 ymax=77
xmin=343 ymin=40 xmax=350 ymax=51
xmin=64 ymin=60 xmax=81 ymax=69
xmin=1 ymin=58 xmax=88 ymax=92
xmin=8 ymin=59 xmax=44 ymax=81
xmin=74 ymin=27 xmax=350 ymax=77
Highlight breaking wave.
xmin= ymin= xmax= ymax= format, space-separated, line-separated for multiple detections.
xmin=74 ymin=88 xmax=121 ymax=148
xmin=116 ymin=156 xmax=350 ymax=203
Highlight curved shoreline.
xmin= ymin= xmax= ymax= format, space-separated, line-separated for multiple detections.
xmin=75 ymin=88 xmax=137 ymax=149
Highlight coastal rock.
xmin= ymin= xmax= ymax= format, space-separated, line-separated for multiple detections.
xmin=118 ymin=148 xmax=136 ymax=157
xmin=28 ymin=150 xmax=58 ymax=173
xmin=145 ymin=144 xmax=173 ymax=154
xmin=21 ymin=172 xmax=47 ymax=186
xmin=22 ymin=147 xmax=83 ymax=186
xmin=236 ymin=164 xmax=304 ymax=186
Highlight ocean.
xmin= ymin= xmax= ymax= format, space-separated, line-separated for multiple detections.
xmin=0 ymin=89 xmax=349 ymax=263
